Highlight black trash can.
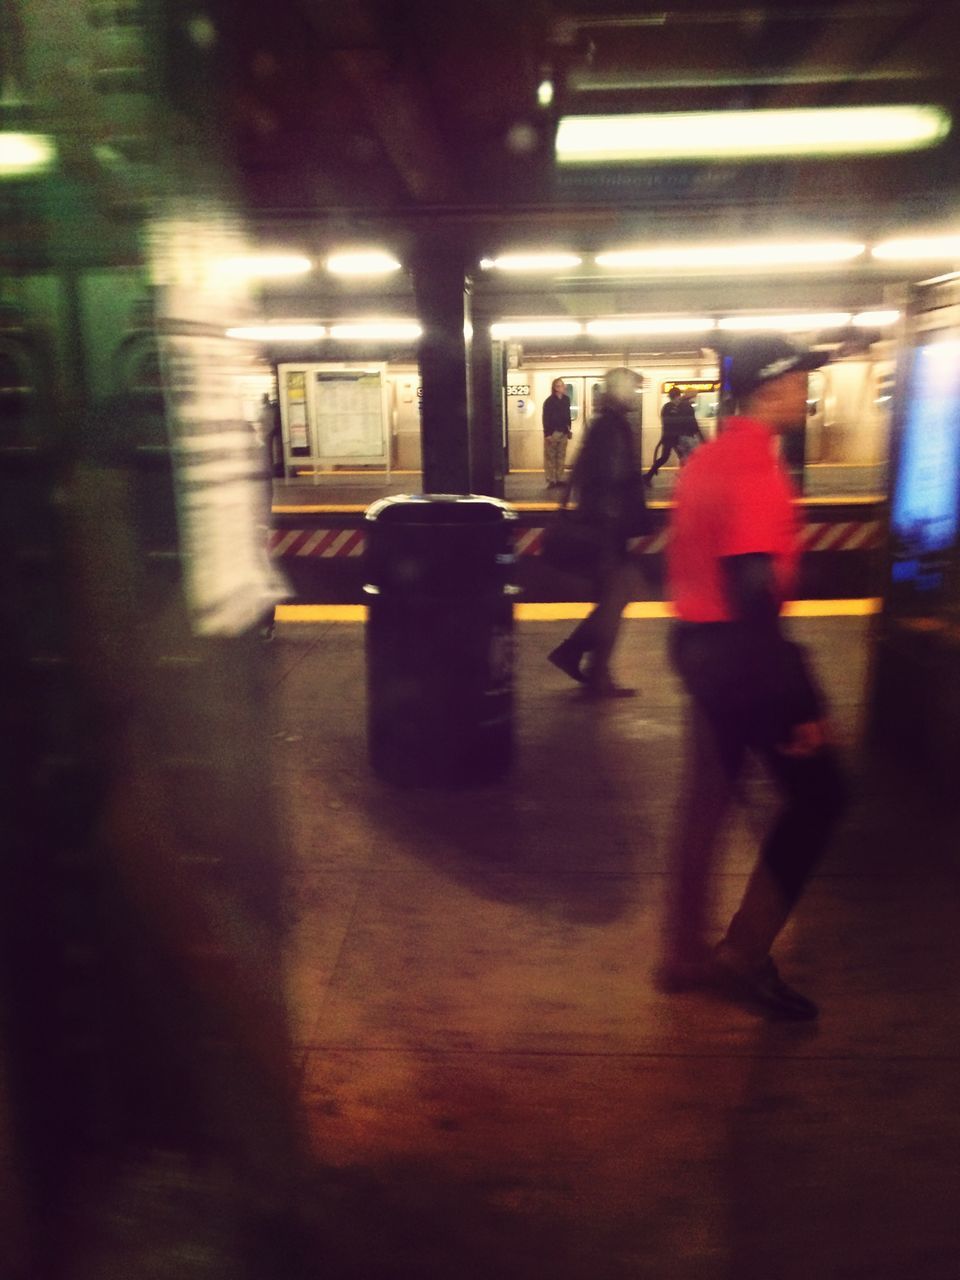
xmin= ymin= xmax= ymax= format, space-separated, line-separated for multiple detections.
xmin=365 ymin=494 xmax=518 ymax=786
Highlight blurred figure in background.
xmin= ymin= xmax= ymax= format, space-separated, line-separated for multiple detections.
xmin=658 ymin=336 xmax=847 ymax=1020
xmin=547 ymin=367 xmax=649 ymax=698
xmin=542 ymin=376 xmax=573 ymax=489
xmin=646 ymin=385 xmax=704 ymax=483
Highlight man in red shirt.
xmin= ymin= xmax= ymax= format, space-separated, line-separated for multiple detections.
xmin=658 ymin=335 xmax=847 ymax=1020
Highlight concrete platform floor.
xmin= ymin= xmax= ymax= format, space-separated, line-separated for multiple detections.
xmin=270 ymin=616 xmax=960 ymax=1279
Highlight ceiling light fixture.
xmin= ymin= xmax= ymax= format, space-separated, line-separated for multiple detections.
xmin=326 ymin=251 xmax=402 ymax=276
xmin=585 ymin=317 xmax=715 ymax=335
xmin=717 ymin=313 xmax=853 ymax=331
xmin=0 ymin=131 xmax=57 ymax=176
xmin=482 ymin=253 xmax=583 ymax=271
xmin=329 ymin=322 xmax=422 ymax=340
xmin=872 ymin=235 xmax=960 ymax=261
xmin=226 ymin=324 xmax=327 ymax=341
xmin=490 ymin=321 xmax=583 ymax=339
xmin=852 ymin=310 xmax=901 ymax=326
xmin=595 ymin=242 xmax=865 ymax=270
xmin=556 ymin=105 xmax=950 ymax=164
xmin=217 ymin=253 xmax=313 ymax=279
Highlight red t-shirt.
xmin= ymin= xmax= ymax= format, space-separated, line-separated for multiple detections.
xmin=667 ymin=417 xmax=800 ymax=621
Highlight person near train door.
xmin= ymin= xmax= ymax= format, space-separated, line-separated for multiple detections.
xmin=546 ymin=367 xmax=649 ymax=698
xmin=646 ymin=385 xmax=703 ymax=483
xmin=542 ymin=377 xmax=573 ymax=488
xmin=674 ymin=389 xmax=706 ymax=464
xmin=656 ymin=335 xmax=847 ymax=1020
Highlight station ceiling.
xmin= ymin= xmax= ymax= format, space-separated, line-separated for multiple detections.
xmin=227 ymin=0 xmax=960 ymax=245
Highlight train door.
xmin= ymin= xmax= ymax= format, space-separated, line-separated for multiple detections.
xmin=548 ymin=375 xmax=604 ymax=472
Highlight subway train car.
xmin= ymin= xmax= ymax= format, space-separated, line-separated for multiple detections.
xmin=277 ymin=346 xmax=896 ymax=480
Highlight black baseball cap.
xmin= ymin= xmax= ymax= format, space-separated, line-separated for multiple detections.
xmin=723 ymin=335 xmax=830 ymax=400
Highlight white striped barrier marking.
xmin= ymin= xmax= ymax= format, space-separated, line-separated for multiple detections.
xmin=268 ymin=520 xmax=885 ymax=558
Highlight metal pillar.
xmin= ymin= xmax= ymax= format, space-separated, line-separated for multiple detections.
xmin=412 ymin=238 xmax=473 ymax=493
xmin=469 ymin=306 xmax=506 ymax=498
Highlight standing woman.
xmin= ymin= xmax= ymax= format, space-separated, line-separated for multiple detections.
xmin=542 ymin=377 xmax=572 ymax=489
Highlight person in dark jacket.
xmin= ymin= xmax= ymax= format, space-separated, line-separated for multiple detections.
xmin=547 ymin=367 xmax=647 ymax=697
xmin=656 ymin=335 xmax=848 ymax=1020
xmin=542 ymin=377 xmax=573 ymax=487
xmin=646 ymin=386 xmax=705 ymax=483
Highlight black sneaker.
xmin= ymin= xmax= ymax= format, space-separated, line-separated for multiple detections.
xmin=714 ymin=946 xmax=819 ymax=1021
xmin=548 ymin=642 xmax=586 ymax=684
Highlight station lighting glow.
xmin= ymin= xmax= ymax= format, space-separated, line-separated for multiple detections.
xmin=556 ymin=105 xmax=951 ymax=164
xmin=852 ymin=310 xmax=901 ymax=327
xmin=326 ymin=252 xmax=402 ymax=275
xmin=482 ymin=253 xmax=583 ymax=271
xmin=490 ymin=321 xmax=583 ymax=338
xmin=329 ymin=322 xmax=422 ymax=340
xmin=872 ymin=235 xmax=960 ymax=261
xmin=226 ymin=324 xmax=327 ymax=341
xmin=0 ymin=132 xmax=57 ymax=176
xmin=537 ymin=80 xmax=555 ymax=108
xmin=718 ymin=313 xmax=853 ymax=331
xmin=585 ymin=317 xmax=715 ymax=335
xmin=595 ymin=242 xmax=865 ymax=270
xmin=216 ymin=253 xmax=313 ymax=279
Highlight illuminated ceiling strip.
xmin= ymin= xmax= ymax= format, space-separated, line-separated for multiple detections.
xmin=556 ymin=105 xmax=950 ymax=163
xmin=595 ymin=242 xmax=865 ymax=269
xmin=872 ymin=235 xmax=960 ymax=261
xmin=217 ymin=254 xmax=312 ymax=279
xmin=481 ymin=253 xmax=582 ymax=271
xmin=490 ymin=321 xmax=583 ymax=338
xmin=329 ymin=322 xmax=422 ymax=340
xmin=585 ymin=318 xmax=715 ymax=335
xmin=0 ymin=132 xmax=57 ymax=175
xmin=327 ymin=252 xmax=402 ymax=275
xmin=718 ymin=313 xmax=853 ymax=331
xmin=852 ymin=310 xmax=900 ymax=326
xmin=226 ymin=324 xmax=327 ymax=341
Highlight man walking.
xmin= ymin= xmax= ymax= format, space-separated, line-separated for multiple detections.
xmin=547 ymin=367 xmax=648 ymax=697
xmin=657 ymin=336 xmax=847 ymax=1020
xmin=646 ymin=385 xmax=702 ymax=483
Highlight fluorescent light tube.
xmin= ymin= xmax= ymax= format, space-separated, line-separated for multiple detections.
xmin=490 ymin=321 xmax=583 ymax=338
xmin=329 ymin=322 xmax=422 ymax=340
xmin=718 ymin=313 xmax=852 ymax=331
xmin=327 ymin=252 xmax=402 ymax=275
xmin=586 ymin=317 xmax=715 ymax=335
xmin=556 ymin=105 xmax=950 ymax=163
xmin=0 ymin=132 xmax=57 ymax=176
xmin=226 ymin=324 xmax=326 ymax=341
xmin=482 ymin=253 xmax=582 ymax=271
xmin=596 ymin=242 xmax=864 ymax=270
xmin=872 ymin=235 xmax=960 ymax=261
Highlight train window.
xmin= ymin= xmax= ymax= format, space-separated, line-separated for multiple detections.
xmin=562 ymin=380 xmax=580 ymax=422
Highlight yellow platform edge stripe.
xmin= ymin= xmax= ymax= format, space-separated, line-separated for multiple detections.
xmin=274 ymin=496 xmax=885 ymax=515
xmin=274 ymin=598 xmax=882 ymax=624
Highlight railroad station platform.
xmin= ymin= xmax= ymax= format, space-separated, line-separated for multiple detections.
xmin=272 ymin=610 xmax=960 ymax=1279
xmin=275 ymin=460 xmax=887 ymax=508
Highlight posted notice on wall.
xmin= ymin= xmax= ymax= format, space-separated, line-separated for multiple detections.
xmin=315 ymin=371 xmax=385 ymax=460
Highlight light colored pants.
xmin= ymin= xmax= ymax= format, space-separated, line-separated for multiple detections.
xmin=543 ymin=431 xmax=568 ymax=485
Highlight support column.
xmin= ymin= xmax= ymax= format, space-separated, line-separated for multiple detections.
xmin=412 ymin=238 xmax=472 ymax=493
xmin=469 ymin=301 xmax=506 ymax=498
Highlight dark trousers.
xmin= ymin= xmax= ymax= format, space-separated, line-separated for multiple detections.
xmin=563 ymin=549 xmax=643 ymax=687
xmin=646 ymin=434 xmax=681 ymax=478
xmin=665 ymin=689 xmax=848 ymax=968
